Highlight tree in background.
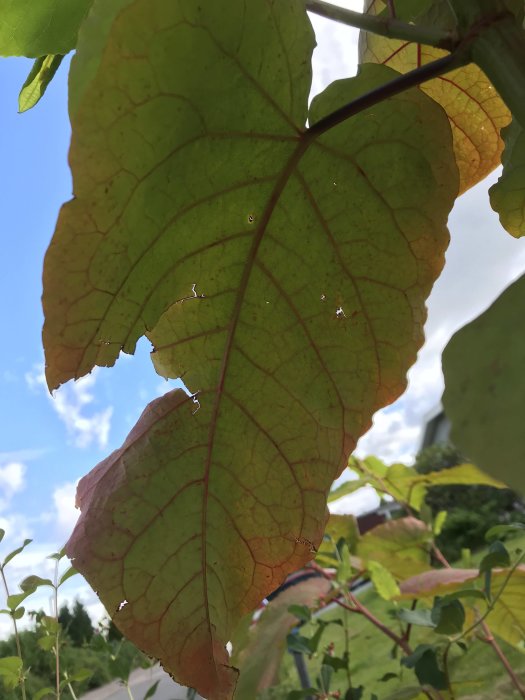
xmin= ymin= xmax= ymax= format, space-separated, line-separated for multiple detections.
xmin=58 ymin=600 xmax=94 ymax=647
xmin=415 ymin=443 xmax=525 ymax=561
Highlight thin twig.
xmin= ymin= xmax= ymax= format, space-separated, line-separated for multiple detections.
xmin=480 ymin=623 xmax=525 ymax=698
xmin=386 ymin=0 xmax=396 ymax=19
xmin=442 ymin=644 xmax=455 ymax=700
xmin=0 ymin=566 xmax=27 ymax=700
xmin=305 ymin=0 xmax=458 ymax=51
xmin=307 ymin=51 xmax=469 ymax=139
xmin=334 ymin=595 xmax=412 ymax=655
xmin=67 ymin=681 xmax=79 ymax=700
xmin=54 ymin=560 xmax=60 ymax=700
xmin=402 ymin=599 xmax=417 ymax=645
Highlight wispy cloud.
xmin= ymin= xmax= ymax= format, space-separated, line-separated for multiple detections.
xmin=26 ymin=366 xmax=113 ymax=449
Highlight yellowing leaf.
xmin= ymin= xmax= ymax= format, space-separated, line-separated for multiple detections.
xmin=327 ymin=479 xmax=367 ymax=503
xmin=360 ymin=0 xmax=510 ymax=192
xmin=399 ymin=568 xmax=481 ymax=599
xmin=368 ymin=560 xmax=401 ymax=600
xmin=316 ymin=514 xmax=359 ymax=568
xmin=399 ymin=566 xmax=525 ymax=649
xmin=351 ymin=457 xmax=506 ymax=509
xmin=357 ymin=517 xmax=431 ymax=580
xmin=45 ymin=1 xmax=459 ymax=697
xmin=409 ymin=463 xmax=507 ymax=509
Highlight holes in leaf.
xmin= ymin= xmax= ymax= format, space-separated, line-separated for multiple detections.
xmin=320 ymin=294 xmax=326 ymax=301
xmin=247 ymin=214 xmax=255 ymax=224
xmin=336 ymin=307 xmax=346 ymax=319
xmin=117 ymin=600 xmax=128 ymax=612
xmin=191 ymin=393 xmax=201 ymax=415
xmin=295 ymin=536 xmax=316 ymax=553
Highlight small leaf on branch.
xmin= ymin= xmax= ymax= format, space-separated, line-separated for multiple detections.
xmin=431 ymin=597 xmax=465 ymax=635
xmin=401 ymin=645 xmax=447 ymax=690
xmin=397 ymin=608 xmax=435 ymax=628
xmin=18 ymin=54 xmax=64 ymax=112
xmin=2 ymin=539 xmax=32 ymax=568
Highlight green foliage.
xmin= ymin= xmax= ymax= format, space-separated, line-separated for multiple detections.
xmin=46 ymin=1 xmax=459 ymax=692
xmin=58 ymin=600 xmax=94 ymax=647
xmin=0 ymin=0 xmax=92 ymax=57
xmin=18 ymin=55 xmax=64 ymax=113
xmin=3 ymin=0 xmax=525 ymax=697
xmin=414 ymin=444 xmax=525 ymax=562
xmin=443 ymin=273 xmax=525 ymax=494
xmin=489 ymin=120 xmax=525 ymax=238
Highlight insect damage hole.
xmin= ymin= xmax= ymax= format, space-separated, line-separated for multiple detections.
xmin=116 ymin=600 xmax=128 ymax=612
xmin=336 ymin=306 xmax=346 ymax=319
xmin=177 ymin=283 xmax=205 ymax=305
xmin=191 ymin=392 xmax=201 ymax=415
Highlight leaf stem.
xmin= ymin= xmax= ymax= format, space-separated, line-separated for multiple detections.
xmin=67 ymin=682 xmax=79 ymax=700
xmin=307 ymin=50 xmax=468 ymax=138
xmin=334 ymin=594 xmax=412 ymax=655
xmin=442 ymin=644 xmax=455 ymax=700
xmin=0 ymin=566 xmax=27 ymax=700
xmin=304 ymin=1 xmax=458 ymax=50
xmin=54 ymin=560 xmax=60 ymax=700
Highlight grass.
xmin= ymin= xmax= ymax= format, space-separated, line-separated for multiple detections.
xmin=265 ymin=534 xmax=525 ymax=699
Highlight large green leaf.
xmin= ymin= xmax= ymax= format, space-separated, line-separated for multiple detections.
xmin=443 ymin=274 xmax=525 ymax=493
xmin=0 ymin=0 xmax=92 ymax=57
xmin=357 ymin=517 xmax=431 ymax=580
xmin=490 ymin=120 xmax=525 ymax=237
xmin=44 ymin=1 xmax=459 ymax=697
xmin=232 ymin=575 xmax=331 ymax=699
xmin=359 ymin=0 xmax=510 ymax=193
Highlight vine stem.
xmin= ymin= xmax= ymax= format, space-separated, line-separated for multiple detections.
xmin=304 ymin=0 xmax=458 ymax=51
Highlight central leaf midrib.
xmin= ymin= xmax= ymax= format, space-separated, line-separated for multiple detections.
xmin=199 ymin=135 xmax=311 ymax=662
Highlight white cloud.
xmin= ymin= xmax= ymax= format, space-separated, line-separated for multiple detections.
xmin=309 ymin=5 xmax=525 ymax=473
xmin=26 ymin=365 xmax=113 ymax=449
xmin=52 ymin=481 xmax=80 ymax=538
xmin=355 ymin=173 xmax=525 ymax=465
xmin=310 ymin=1 xmax=362 ymax=99
xmin=0 ymin=462 xmax=26 ymax=501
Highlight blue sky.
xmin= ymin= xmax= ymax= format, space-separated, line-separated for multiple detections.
xmin=1 ymin=3 xmax=525 ymax=625
xmin=0 ymin=54 xmax=171 ymax=623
